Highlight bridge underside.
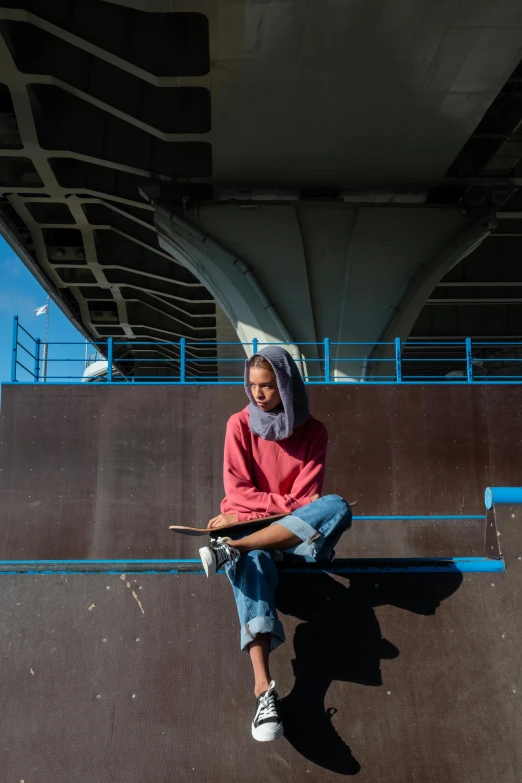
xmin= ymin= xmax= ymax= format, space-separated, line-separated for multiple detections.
xmin=1 ymin=1 xmax=522 ymax=378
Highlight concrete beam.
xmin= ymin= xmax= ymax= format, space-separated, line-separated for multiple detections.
xmin=155 ymin=203 xmax=494 ymax=379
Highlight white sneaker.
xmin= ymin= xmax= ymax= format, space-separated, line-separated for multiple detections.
xmin=199 ymin=537 xmax=240 ymax=577
xmin=251 ymin=681 xmax=284 ymax=742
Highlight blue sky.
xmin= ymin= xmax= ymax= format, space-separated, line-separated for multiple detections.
xmin=0 ymin=237 xmax=93 ymax=385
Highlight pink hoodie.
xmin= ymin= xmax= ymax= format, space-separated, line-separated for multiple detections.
xmin=220 ymin=407 xmax=328 ymax=521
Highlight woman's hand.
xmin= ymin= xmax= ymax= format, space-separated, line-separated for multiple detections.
xmin=310 ymin=493 xmax=321 ymax=503
xmin=207 ymin=512 xmax=239 ymax=530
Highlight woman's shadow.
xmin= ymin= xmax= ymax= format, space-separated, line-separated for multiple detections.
xmin=275 ymin=568 xmax=463 ymax=775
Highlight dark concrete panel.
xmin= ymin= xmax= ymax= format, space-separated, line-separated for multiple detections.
xmin=31 ymin=85 xmax=212 ymax=177
xmin=5 ymin=2 xmax=210 ymax=76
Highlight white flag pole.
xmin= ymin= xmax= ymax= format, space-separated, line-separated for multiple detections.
xmin=41 ymin=295 xmax=50 ymax=382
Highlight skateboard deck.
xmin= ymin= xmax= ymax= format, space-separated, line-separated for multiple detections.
xmin=169 ymin=513 xmax=286 ymax=536
xmin=169 ymin=502 xmax=357 ymax=536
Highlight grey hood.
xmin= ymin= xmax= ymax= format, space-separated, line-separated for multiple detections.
xmin=244 ymin=346 xmax=309 ymax=441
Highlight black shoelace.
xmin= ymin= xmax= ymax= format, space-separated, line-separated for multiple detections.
xmin=255 ymin=682 xmax=279 ymax=725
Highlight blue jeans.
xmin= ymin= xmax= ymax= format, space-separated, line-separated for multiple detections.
xmin=225 ymin=494 xmax=352 ymax=652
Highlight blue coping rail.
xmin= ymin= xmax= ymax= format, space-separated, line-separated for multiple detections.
xmin=6 ymin=316 xmax=522 ymax=385
xmin=0 ymin=557 xmax=506 ymax=575
xmin=0 ymin=497 xmax=518 ymax=574
xmin=0 ymin=487 xmax=515 ymax=574
xmin=485 ymin=486 xmax=522 ymax=508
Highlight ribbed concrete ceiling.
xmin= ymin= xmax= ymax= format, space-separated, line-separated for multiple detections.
xmin=0 ymin=1 xmax=216 ymax=376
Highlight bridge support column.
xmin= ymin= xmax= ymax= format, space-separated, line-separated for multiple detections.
xmin=155 ymin=204 xmax=494 ymax=380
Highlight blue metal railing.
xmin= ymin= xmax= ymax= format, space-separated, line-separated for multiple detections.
xmin=6 ymin=316 xmax=522 ymax=385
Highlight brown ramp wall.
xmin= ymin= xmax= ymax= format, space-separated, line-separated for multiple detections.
xmin=1 ymin=384 xmax=522 ymax=558
xmin=0 ymin=385 xmax=521 ymax=781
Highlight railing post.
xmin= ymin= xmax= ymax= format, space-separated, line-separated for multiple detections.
xmin=179 ymin=337 xmax=186 ymax=383
xmin=179 ymin=337 xmax=187 ymax=383
xmin=34 ymin=338 xmax=41 ymax=382
xmin=395 ymin=337 xmax=402 ymax=383
xmin=11 ymin=315 xmax=19 ymax=382
xmin=41 ymin=340 xmax=48 ymax=382
xmin=324 ymin=338 xmax=330 ymax=383
xmin=107 ymin=338 xmax=113 ymax=383
xmin=252 ymin=337 xmax=258 ymax=356
xmin=465 ymin=337 xmax=473 ymax=383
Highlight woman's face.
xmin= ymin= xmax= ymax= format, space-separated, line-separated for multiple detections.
xmin=249 ymin=367 xmax=282 ymax=411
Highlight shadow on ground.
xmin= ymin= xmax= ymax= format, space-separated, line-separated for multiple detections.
xmin=276 ymin=570 xmax=463 ymax=775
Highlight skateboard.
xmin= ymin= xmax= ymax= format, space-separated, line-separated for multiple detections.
xmin=169 ymin=513 xmax=286 ymax=536
xmin=169 ymin=501 xmax=357 ymax=536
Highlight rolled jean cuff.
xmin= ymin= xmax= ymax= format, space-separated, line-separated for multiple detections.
xmin=274 ymin=513 xmax=321 ymax=546
xmin=240 ymin=615 xmax=286 ymax=653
